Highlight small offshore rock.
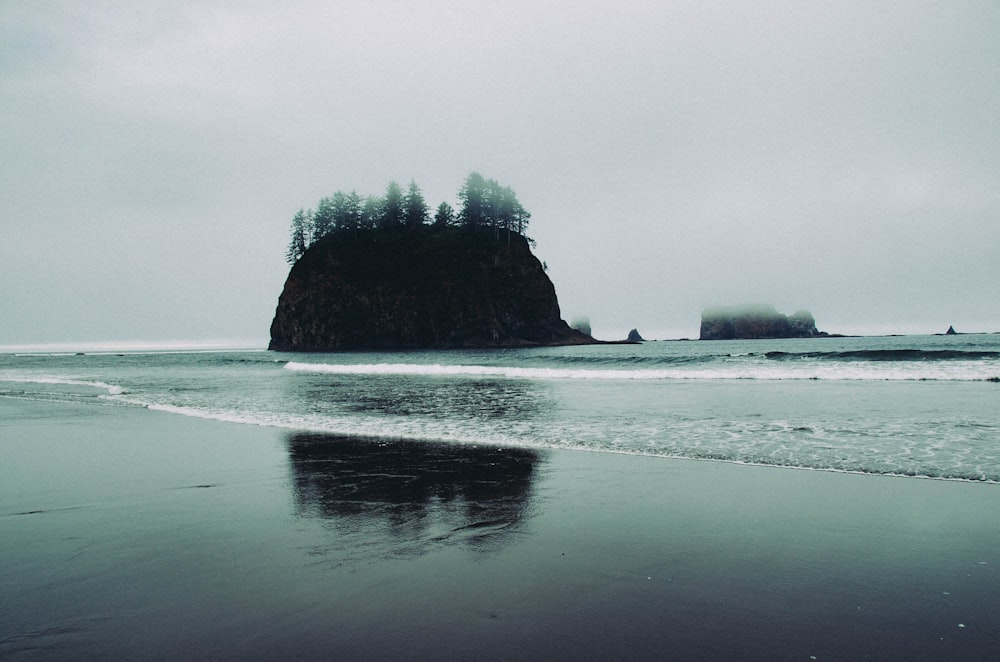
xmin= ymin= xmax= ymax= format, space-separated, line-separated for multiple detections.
xmin=626 ymin=328 xmax=645 ymax=342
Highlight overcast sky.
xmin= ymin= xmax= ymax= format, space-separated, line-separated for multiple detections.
xmin=2 ymin=1 xmax=998 ymax=347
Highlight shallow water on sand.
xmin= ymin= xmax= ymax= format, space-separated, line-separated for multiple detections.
xmin=3 ymin=399 xmax=999 ymax=660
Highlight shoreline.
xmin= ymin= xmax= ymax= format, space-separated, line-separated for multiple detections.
xmin=3 ymin=397 xmax=1000 ymax=660
xmin=98 ymin=399 xmax=1000 ymax=486
xmin=549 ymin=446 xmax=1000 ymax=486
xmin=33 ymin=392 xmax=1000 ymax=486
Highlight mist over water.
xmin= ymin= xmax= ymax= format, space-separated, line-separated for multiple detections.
xmin=2 ymin=334 xmax=998 ymax=481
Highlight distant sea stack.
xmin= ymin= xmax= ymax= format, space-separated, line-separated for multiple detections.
xmin=570 ymin=317 xmax=592 ymax=337
xmin=269 ymin=227 xmax=595 ymax=351
xmin=699 ymin=305 xmax=827 ymax=340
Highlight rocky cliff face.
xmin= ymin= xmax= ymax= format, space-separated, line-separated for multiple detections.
xmin=269 ymin=228 xmax=594 ymax=351
xmin=699 ymin=305 xmax=826 ymax=340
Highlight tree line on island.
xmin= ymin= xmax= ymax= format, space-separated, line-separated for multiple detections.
xmin=286 ymin=172 xmax=532 ymax=264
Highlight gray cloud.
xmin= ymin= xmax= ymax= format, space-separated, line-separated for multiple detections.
xmin=2 ymin=0 xmax=998 ymax=345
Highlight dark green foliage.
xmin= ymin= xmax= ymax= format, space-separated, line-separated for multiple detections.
xmin=483 ymin=178 xmax=530 ymax=240
xmin=285 ymin=208 xmax=313 ymax=264
xmin=456 ymin=172 xmax=530 ymax=241
xmin=404 ymin=180 xmax=429 ymax=228
xmin=434 ymin=201 xmax=455 ymax=227
xmin=457 ymin=171 xmax=488 ymax=229
xmin=381 ymin=181 xmax=405 ymax=229
xmin=284 ymin=173 xmax=531 ymax=260
xmin=312 ymin=196 xmax=336 ymax=239
xmin=340 ymin=191 xmax=362 ymax=230
xmin=361 ymin=195 xmax=382 ymax=229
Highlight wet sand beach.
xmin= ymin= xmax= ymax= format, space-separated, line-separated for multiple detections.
xmin=2 ymin=397 xmax=999 ymax=661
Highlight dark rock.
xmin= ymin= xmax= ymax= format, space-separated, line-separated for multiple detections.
xmin=946 ymin=325 xmax=957 ymax=335
xmin=626 ymin=328 xmax=645 ymax=342
xmin=699 ymin=305 xmax=827 ymax=340
xmin=269 ymin=227 xmax=595 ymax=351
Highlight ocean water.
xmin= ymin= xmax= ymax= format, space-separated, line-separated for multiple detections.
xmin=2 ymin=333 xmax=998 ymax=482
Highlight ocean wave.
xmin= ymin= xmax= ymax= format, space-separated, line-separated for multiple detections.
xmin=6 ymin=344 xmax=998 ymax=486
xmin=0 ymin=375 xmax=126 ymax=396
xmin=283 ymin=361 xmax=996 ymax=382
xmin=284 ymin=361 xmax=691 ymax=380
xmin=527 ymin=353 xmax=719 ymax=366
xmin=90 ymin=395 xmax=1000 ymax=484
xmin=765 ymin=349 xmax=1000 ymax=361
xmin=284 ymin=361 xmax=794 ymax=380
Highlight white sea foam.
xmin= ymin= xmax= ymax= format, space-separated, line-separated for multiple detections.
xmin=283 ymin=361 xmax=996 ymax=382
xmin=97 ymin=395 xmax=1000 ymax=484
xmin=0 ymin=375 xmax=126 ymax=396
xmin=285 ymin=361 xmax=688 ymax=380
xmin=127 ymin=398 xmax=537 ymax=449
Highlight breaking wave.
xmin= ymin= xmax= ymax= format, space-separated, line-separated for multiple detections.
xmin=284 ymin=360 xmax=998 ymax=382
xmin=765 ymin=349 xmax=1000 ymax=361
xmin=0 ymin=375 xmax=126 ymax=396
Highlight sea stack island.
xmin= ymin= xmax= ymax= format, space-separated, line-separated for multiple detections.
xmin=699 ymin=304 xmax=828 ymax=340
xmin=269 ymin=174 xmax=595 ymax=351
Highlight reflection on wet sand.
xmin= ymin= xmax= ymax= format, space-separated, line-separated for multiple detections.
xmin=287 ymin=433 xmax=541 ymax=560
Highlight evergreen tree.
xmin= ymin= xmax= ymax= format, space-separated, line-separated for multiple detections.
xmin=285 ymin=174 xmax=533 ymax=264
xmin=381 ymin=180 xmax=405 ymax=228
xmin=433 ymin=201 xmax=455 ymax=227
xmin=343 ymin=190 xmax=363 ymax=230
xmin=462 ymin=177 xmax=530 ymax=241
xmin=484 ymin=178 xmax=506 ymax=236
xmin=498 ymin=183 xmax=530 ymax=236
xmin=361 ymin=194 xmax=382 ymax=229
xmin=312 ymin=196 xmax=337 ymax=239
xmin=514 ymin=193 xmax=530 ymax=236
xmin=457 ymin=171 xmax=488 ymax=229
xmin=319 ymin=190 xmax=362 ymax=231
xmin=404 ymin=179 xmax=429 ymax=227
xmin=285 ymin=208 xmax=312 ymax=264
xmin=328 ymin=191 xmax=349 ymax=230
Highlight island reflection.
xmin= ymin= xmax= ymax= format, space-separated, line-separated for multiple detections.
xmin=286 ymin=433 xmax=541 ymax=560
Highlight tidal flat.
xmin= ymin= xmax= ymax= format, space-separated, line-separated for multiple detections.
xmin=2 ymin=397 xmax=999 ymax=661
